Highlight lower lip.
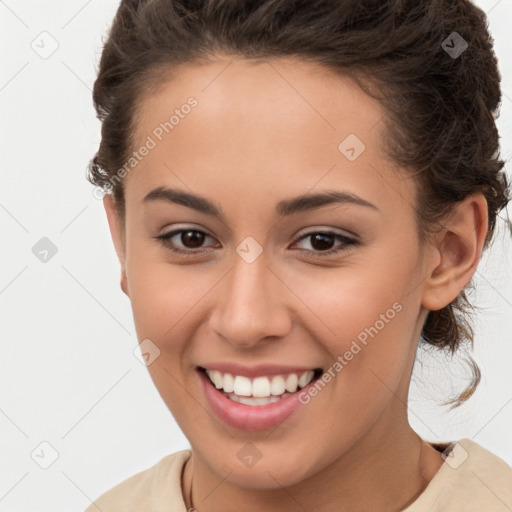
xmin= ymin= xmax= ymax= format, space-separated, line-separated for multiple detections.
xmin=199 ymin=370 xmax=317 ymax=431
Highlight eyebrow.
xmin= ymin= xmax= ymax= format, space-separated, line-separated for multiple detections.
xmin=143 ymin=186 xmax=379 ymax=221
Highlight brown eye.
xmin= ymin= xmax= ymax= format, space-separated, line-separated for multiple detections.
xmin=308 ymin=233 xmax=336 ymax=251
xmin=292 ymin=230 xmax=358 ymax=258
xmin=180 ymin=230 xmax=206 ymax=248
xmin=155 ymin=227 xmax=219 ymax=256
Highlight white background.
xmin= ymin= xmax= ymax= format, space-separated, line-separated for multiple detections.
xmin=0 ymin=1 xmax=511 ymax=510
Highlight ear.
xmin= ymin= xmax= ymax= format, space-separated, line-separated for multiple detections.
xmin=421 ymin=193 xmax=488 ymax=310
xmin=103 ymin=194 xmax=129 ymax=297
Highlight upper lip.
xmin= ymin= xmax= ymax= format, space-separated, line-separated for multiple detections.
xmin=197 ymin=363 xmax=322 ymax=378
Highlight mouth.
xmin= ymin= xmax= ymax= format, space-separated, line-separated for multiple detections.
xmin=198 ymin=366 xmax=324 ymax=406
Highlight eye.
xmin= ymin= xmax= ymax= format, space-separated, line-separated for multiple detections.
xmin=291 ymin=230 xmax=358 ymax=258
xmin=155 ymin=228 xmax=219 ymax=256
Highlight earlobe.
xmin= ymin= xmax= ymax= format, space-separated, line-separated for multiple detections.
xmin=103 ymin=194 xmax=129 ymax=297
xmin=421 ymin=194 xmax=488 ymax=311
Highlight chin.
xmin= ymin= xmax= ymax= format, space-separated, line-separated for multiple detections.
xmin=197 ymin=442 xmax=320 ymax=490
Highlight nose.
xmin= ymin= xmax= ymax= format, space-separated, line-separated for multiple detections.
xmin=209 ymin=251 xmax=292 ymax=349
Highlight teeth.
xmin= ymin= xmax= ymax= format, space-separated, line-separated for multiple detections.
xmin=252 ymin=376 xmax=271 ymax=397
xmin=212 ymin=370 xmax=223 ymax=389
xmin=270 ymin=375 xmax=286 ymax=395
xmin=236 ymin=395 xmax=282 ymax=405
xmin=299 ymin=370 xmax=315 ymax=388
xmin=204 ymin=369 xmax=316 ymax=399
xmin=223 ymin=373 xmax=234 ymax=393
xmin=233 ymin=376 xmax=252 ymax=396
xmin=285 ymin=373 xmax=299 ymax=393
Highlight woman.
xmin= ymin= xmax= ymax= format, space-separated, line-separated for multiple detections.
xmin=85 ymin=0 xmax=512 ymax=510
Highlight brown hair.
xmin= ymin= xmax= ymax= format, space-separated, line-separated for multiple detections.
xmin=88 ymin=0 xmax=510 ymax=408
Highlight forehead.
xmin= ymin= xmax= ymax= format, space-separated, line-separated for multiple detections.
xmin=132 ymin=56 xmax=383 ymax=149
xmin=126 ymin=56 xmax=415 ymax=220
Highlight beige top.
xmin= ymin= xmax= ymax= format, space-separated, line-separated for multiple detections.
xmin=85 ymin=438 xmax=512 ymax=511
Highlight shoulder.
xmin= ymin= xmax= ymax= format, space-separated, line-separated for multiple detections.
xmin=84 ymin=449 xmax=191 ymax=512
xmin=406 ymin=438 xmax=512 ymax=512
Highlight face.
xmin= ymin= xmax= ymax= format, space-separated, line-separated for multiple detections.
xmin=107 ymin=56 xmax=433 ymax=488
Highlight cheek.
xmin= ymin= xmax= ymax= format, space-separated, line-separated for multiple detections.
xmin=280 ymin=259 xmax=415 ymax=347
xmin=126 ymin=254 xmax=214 ymax=340
xmin=278 ymin=256 xmax=420 ymax=391
xmin=125 ymin=259 xmax=208 ymax=424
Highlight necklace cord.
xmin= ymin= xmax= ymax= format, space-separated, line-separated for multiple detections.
xmin=188 ymin=460 xmax=194 ymax=511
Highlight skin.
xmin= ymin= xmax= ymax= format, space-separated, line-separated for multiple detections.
xmin=103 ymin=56 xmax=489 ymax=511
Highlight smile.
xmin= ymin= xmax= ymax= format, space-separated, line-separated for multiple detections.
xmin=203 ymin=368 xmax=319 ymax=405
xmin=198 ymin=365 xmax=323 ymax=430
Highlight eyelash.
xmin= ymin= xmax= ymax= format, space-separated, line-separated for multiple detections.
xmin=154 ymin=228 xmax=358 ymax=258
